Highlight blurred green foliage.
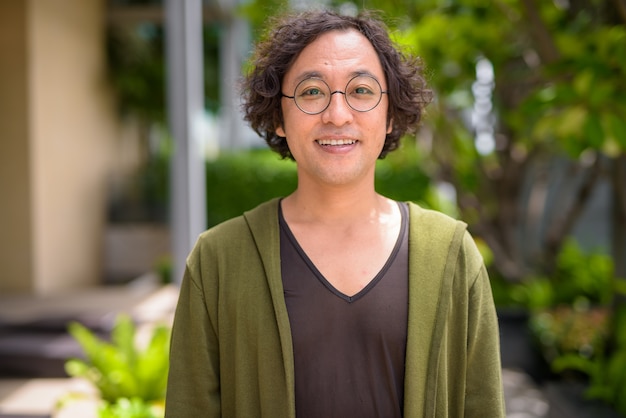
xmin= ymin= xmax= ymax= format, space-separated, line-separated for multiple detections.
xmin=492 ymin=239 xmax=626 ymax=413
xmin=98 ymin=397 xmax=163 ymax=418
xmin=392 ymin=0 xmax=626 ymax=282
xmin=108 ymin=133 xmax=172 ymax=224
xmin=507 ymin=240 xmax=616 ymax=310
xmin=532 ymin=305 xmax=610 ymax=366
xmin=204 ymin=149 xmax=297 ymax=227
xmin=65 ymin=315 xmax=169 ymax=417
xmin=106 ymin=21 xmax=222 ymax=122
xmin=549 ymin=305 xmax=626 ymax=415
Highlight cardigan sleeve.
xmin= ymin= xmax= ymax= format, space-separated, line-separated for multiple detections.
xmin=463 ymin=233 xmax=506 ymax=418
xmin=165 ymin=236 xmax=222 ymax=418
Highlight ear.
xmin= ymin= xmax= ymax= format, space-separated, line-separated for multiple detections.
xmin=276 ymin=125 xmax=286 ymax=138
xmin=386 ymin=118 xmax=393 ymax=135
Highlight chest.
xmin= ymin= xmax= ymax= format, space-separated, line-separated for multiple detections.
xmin=279 ymin=218 xmax=409 ymax=417
xmin=284 ymin=221 xmax=403 ymax=296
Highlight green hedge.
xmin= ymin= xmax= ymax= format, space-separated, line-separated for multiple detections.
xmin=205 ymin=145 xmax=432 ymax=227
xmin=205 ymin=149 xmax=297 ymax=227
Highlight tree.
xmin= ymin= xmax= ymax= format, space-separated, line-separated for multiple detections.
xmin=380 ymin=0 xmax=626 ymax=282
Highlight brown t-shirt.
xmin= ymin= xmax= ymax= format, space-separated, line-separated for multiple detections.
xmin=280 ymin=202 xmax=409 ymax=418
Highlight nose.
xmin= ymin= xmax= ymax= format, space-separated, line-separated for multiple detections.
xmin=321 ymin=91 xmax=353 ymax=126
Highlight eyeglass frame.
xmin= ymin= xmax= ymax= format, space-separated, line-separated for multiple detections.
xmin=280 ymin=74 xmax=389 ymax=115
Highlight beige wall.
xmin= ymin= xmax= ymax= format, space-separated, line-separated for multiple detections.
xmin=0 ymin=0 xmax=119 ymax=295
xmin=0 ymin=2 xmax=34 ymax=293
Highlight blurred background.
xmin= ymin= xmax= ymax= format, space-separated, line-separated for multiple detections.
xmin=0 ymin=0 xmax=625 ymax=417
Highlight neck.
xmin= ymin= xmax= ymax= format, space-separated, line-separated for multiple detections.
xmin=282 ymin=181 xmax=392 ymax=226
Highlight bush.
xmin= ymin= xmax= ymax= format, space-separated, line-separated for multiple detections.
xmin=500 ymin=239 xmax=626 ymax=414
xmin=509 ymin=239 xmax=615 ymax=310
xmin=550 ymin=305 xmax=626 ymax=415
xmin=204 ymin=149 xmax=298 ymax=227
xmin=64 ymin=315 xmax=170 ymax=418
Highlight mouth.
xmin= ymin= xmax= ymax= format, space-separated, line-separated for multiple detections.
xmin=316 ymin=139 xmax=358 ymax=146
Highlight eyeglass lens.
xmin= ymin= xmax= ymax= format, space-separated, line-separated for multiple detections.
xmin=293 ymin=75 xmax=384 ymax=114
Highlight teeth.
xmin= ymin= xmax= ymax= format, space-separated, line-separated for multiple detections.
xmin=317 ymin=139 xmax=356 ymax=146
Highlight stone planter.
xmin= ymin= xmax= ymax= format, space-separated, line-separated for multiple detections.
xmin=498 ymin=308 xmax=549 ymax=382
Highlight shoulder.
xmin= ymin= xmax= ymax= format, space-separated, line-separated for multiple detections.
xmin=199 ymin=198 xmax=280 ymax=240
xmin=406 ymin=201 xmax=465 ymax=229
xmin=406 ymin=201 xmax=483 ymax=278
xmin=191 ymin=198 xmax=280 ymax=259
xmin=406 ymin=202 xmax=467 ymax=248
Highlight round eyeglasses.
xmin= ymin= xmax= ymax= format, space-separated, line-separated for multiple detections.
xmin=281 ymin=75 xmax=388 ymax=115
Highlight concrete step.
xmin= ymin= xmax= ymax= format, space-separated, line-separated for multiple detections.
xmin=0 ymin=276 xmax=176 ymax=378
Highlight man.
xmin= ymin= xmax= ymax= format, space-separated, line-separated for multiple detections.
xmin=165 ymin=9 xmax=505 ymax=418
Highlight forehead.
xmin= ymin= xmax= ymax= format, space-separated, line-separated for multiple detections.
xmin=284 ymin=29 xmax=385 ymax=86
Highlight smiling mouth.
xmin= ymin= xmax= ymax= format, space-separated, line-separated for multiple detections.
xmin=316 ymin=139 xmax=357 ymax=146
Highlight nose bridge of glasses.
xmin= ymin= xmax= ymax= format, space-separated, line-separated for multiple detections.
xmin=326 ymin=89 xmax=353 ymax=113
xmin=329 ymin=90 xmax=347 ymax=104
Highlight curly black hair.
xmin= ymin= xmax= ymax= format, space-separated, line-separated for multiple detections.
xmin=241 ymin=9 xmax=431 ymax=159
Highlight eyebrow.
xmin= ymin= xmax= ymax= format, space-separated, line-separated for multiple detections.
xmin=291 ymin=69 xmax=381 ymax=85
xmin=292 ymin=71 xmax=323 ymax=84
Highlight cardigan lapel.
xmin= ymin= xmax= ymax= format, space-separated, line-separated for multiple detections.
xmin=403 ymin=202 xmax=466 ymax=417
xmin=243 ymin=198 xmax=297 ymax=418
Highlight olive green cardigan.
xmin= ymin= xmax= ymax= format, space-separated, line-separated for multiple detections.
xmin=165 ymin=199 xmax=505 ymax=417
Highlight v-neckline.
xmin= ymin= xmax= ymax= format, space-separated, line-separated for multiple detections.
xmin=278 ymin=201 xmax=407 ymax=303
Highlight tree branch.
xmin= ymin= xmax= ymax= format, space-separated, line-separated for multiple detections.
xmin=612 ymin=154 xmax=626 ymax=279
xmin=544 ymin=155 xmax=603 ymax=271
xmin=458 ymin=193 xmax=527 ymax=281
xmin=612 ymin=0 xmax=626 ymax=24
xmin=519 ymin=0 xmax=561 ymax=64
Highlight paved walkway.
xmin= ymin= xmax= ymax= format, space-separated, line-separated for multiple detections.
xmin=503 ymin=368 xmax=549 ymax=418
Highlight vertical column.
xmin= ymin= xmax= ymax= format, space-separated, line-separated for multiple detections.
xmin=219 ymin=14 xmax=252 ymax=150
xmin=0 ymin=1 xmax=33 ymax=293
xmin=165 ymin=0 xmax=207 ymax=283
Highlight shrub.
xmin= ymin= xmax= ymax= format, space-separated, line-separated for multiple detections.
xmin=502 ymin=238 xmax=626 ymax=414
xmin=64 ymin=315 xmax=170 ymax=418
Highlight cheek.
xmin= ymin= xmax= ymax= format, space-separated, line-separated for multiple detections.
xmin=373 ymin=108 xmax=392 ymax=137
xmin=276 ymin=106 xmax=300 ymax=138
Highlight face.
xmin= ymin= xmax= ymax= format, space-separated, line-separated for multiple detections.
xmin=276 ymin=29 xmax=392 ymax=188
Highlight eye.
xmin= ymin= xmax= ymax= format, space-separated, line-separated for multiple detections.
xmin=295 ymin=78 xmax=329 ymax=100
xmin=300 ymin=87 xmax=325 ymax=97
xmin=347 ymin=75 xmax=381 ymax=99
xmin=352 ymin=85 xmax=375 ymax=95
xmin=349 ymin=83 xmax=378 ymax=100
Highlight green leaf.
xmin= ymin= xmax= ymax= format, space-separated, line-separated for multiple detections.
xmin=603 ymin=113 xmax=626 ymax=151
xmin=111 ymin=315 xmax=138 ymax=373
xmin=557 ymin=106 xmax=587 ymax=139
xmin=584 ymin=114 xmax=604 ymax=149
xmin=573 ymin=71 xmax=594 ymax=97
xmin=65 ymin=315 xmax=171 ymax=406
xmin=64 ymin=359 xmax=91 ymax=378
xmin=552 ymin=353 xmax=595 ymax=375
